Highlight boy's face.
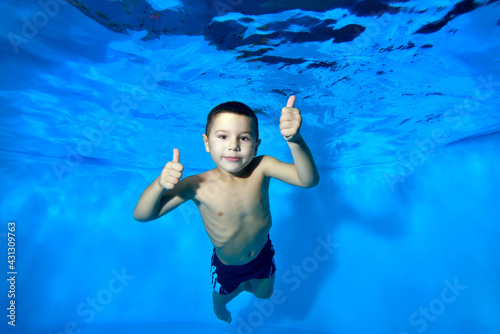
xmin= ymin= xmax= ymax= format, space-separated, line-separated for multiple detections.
xmin=202 ymin=112 xmax=260 ymax=176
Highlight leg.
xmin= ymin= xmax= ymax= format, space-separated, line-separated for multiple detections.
xmin=249 ymin=273 xmax=275 ymax=299
xmin=213 ymin=283 xmax=246 ymax=323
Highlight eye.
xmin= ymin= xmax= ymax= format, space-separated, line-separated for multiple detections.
xmin=218 ymin=135 xmax=227 ymax=139
xmin=240 ymin=136 xmax=250 ymax=141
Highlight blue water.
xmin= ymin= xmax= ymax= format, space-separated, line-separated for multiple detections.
xmin=1 ymin=0 xmax=500 ymax=333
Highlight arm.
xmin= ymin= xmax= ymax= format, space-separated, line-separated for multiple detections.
xmin=133 ymin=148 xmax=192 ymax=222
xmin=261 ymin=96 xmax=320 ymax=188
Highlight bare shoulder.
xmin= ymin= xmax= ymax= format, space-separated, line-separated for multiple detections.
xmin=195 ymin=169 xmax=216 ymax=182
xmin=257 ymin=155 xmax=303 ymax=187
xmin=171 ymin=174 xmax=202 ymax=199
xmin=257 ymin=155 xmax=287 ymax=175
xmin=185 ymin=169 xmax=218 ymax=197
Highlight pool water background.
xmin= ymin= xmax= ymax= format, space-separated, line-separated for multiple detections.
xmin=1 ymin=0 xmax=500 ymax=333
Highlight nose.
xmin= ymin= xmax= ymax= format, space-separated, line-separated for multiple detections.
xmin=229 ymin=138 xmax=240 ymax=151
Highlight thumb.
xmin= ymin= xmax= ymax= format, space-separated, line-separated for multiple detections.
xmin=286 ymin=95 xmax=296 ymax=108
xmin=172 ymin=148 xmax=180 ymax=163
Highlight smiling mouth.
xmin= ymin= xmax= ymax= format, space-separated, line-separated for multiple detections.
xmin=224 ymin=156 xmax=241 ymax=162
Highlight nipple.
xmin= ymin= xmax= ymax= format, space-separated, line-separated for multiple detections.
xmin=217 ymin=211 xmax=223 ymax=216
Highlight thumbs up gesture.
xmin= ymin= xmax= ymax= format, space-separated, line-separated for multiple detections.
xmin=280 ymin=95 xmax=302 ymax=142
xmin=158 ymin=148 xmax=184 ymax=189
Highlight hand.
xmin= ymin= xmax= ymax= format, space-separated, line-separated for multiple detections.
xmin=280 ymin=95 xmax=302 ymax=142
xmin=158 ymin=148 xmax=184 ymax=189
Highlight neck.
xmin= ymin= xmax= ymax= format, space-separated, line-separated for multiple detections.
xmin=215 ymin=166 xmax=246 ymax=181
xmin=214 ymin=157 xmax=257 ymax=181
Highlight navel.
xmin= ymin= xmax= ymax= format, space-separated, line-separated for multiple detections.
xmin=217 ymin=211 xmax=223 ymax=216
xmin=259 ymin=197 xmax=262 ymax=203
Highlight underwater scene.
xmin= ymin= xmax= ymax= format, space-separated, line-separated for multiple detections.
xmin=1 ymin=0 xmax=500 ymax=333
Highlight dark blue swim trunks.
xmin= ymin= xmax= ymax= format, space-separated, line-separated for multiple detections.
xmin=211 ymin=236 xmax=276 ymax=295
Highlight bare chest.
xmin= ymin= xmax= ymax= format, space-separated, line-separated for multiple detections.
xmin=192 ymin=166 xmax=272 ymax=256
xmin=196 ymin=174 xmax=269 ymax=219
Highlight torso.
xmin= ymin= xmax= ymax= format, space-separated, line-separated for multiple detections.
xmin=191 ymin=156 xmax=272 ymax=265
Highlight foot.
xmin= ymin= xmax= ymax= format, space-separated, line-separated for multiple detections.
xmin=214 ymin=306 xmax=232 ymax=323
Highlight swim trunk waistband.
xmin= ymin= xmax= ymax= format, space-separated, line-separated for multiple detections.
xmin=211 ymin=236 xmax=276 ymax=295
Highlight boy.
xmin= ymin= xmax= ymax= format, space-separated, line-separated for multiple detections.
xmin=133 ymin=96 xmax=319 ymax=323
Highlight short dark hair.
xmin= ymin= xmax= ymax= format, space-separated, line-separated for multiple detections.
xmin=205 ymin=101 xmax=259 ymax=139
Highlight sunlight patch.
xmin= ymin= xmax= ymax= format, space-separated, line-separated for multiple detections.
xmin=146 ymin=0 xmax=183 ymax=11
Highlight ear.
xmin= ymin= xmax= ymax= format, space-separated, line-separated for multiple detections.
xmin=202 ymin=134 xmax=210 ymax=153
xmin=254 ymin=138 xmax=261 ymax=156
